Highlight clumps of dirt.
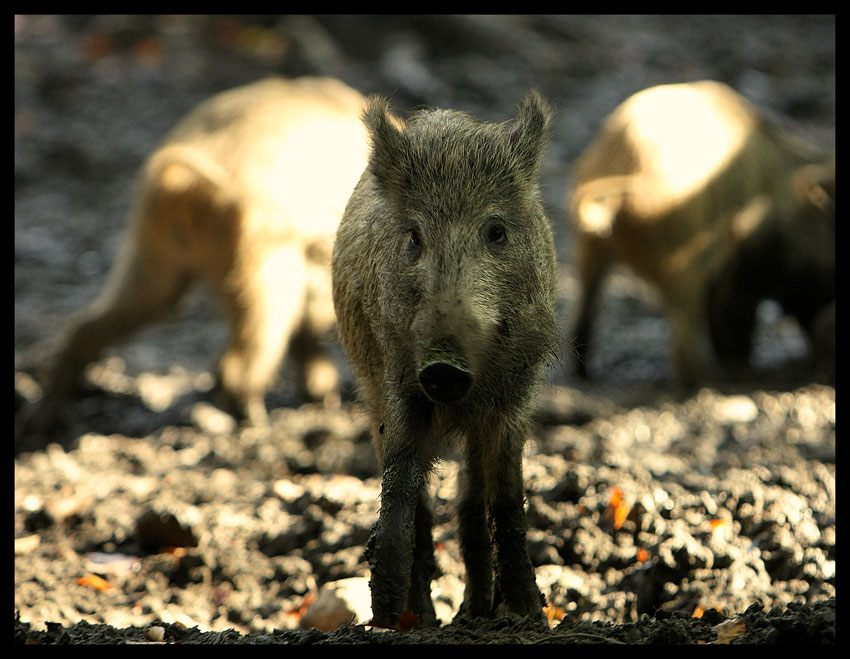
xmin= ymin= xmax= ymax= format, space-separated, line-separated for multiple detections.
xmin=14 ymin=375 xmax=835 ymax=644
xmin=14 ymin=598 xmax=836 ymax=645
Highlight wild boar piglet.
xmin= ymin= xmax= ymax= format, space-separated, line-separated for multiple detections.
xmin=333 ymin=90 xmax=557 ymax=627
xmin=21 ymin=76 xmax=369 ymax=434
xmin=570 ymin=80 xmax=834 ymax=386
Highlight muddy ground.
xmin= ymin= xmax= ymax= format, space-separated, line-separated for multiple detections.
xmin=14 ymin=15 xmax=835 ymax=644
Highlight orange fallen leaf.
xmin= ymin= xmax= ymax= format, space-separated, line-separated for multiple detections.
xmin=285 ymin=591 xmax=315 ymax=620
xmin=693 ymin=606 xmax=704 ymax=618
xmin=76 ymin=573 xmax=114 ymax=591
xmin=602 ymin=487 xmax=632 ymax=530
xmin=543 ymin=603 xmax=565 ymax=624
xmin=609 ymin=486 xmax=623 ymax=507
xmin=613 ymin=501 xmax=631 ymax=529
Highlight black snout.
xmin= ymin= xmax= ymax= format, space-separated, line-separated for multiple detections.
xmin=418 ymin=361 xmax=472 ymax=404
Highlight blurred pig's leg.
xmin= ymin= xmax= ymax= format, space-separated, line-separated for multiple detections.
xmin=214 ymin=245 xmax=308 ymax=425
xmin=288 ymin=320 xmax=340 ymax=404
xmin=25 ymin=216 xmax=192 ymax=433
xmin=571 ymin=234 xmax=612 ymax=378
xmin=666 ymin=295 xmax=713 ymax=389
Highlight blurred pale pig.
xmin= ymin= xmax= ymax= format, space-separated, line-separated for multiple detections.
xmin=569 ymin=80 xmax=835 ymax=386
xmin=21 ymin=76 xmax=369 ymax=433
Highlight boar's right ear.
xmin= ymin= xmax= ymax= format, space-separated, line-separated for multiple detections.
xmin=363 ymin=96 xmax=406 ymax=190
xmin=508 ymin=89 xmax=553 ymax=180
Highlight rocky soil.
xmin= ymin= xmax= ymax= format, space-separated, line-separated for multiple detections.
xmin=15 ymin=15 xmax=835 ymax=644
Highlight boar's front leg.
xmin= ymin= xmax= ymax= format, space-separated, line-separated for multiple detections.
xmin=488 ymin=419 xmax=544 ymax=619
xmin=457 ymin=445 xmax=495 ymax=618
xmin=407 ymin=490 xmax=438 ymax=626
xmin=367 ymin=407 xmax=436 ymax=628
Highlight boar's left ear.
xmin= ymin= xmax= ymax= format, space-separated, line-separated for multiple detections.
xmin=508 ymin=89 xmax=553 ymax=179
xmin=363 ymin=96 xmax=407 ymax=191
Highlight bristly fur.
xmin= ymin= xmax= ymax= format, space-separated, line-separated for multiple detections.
xmin=332 ymin=90 xmax=557 ymax=628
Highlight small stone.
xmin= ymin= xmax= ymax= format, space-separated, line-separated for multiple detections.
xmin=190 ymin=401 xmax=236 ymax=436
xmin=300 ymin=577 xmax=372 ymax=632
xmin=715 ymin=396 xmax=759 ymax=424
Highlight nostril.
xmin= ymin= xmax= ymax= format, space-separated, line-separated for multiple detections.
xmin=418 ymin=361 xmax=472 ymax=404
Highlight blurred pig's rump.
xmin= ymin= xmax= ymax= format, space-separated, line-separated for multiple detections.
xmin=569 ymin=80 xmax=834 ymax=387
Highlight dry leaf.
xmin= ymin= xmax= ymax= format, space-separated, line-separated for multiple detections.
xmin=544 ymin=603 xmax=565 ymax=625
xmin=76 ymin=573 xmax=114 ymax=592
xmin=602 ymin=486 xmax=632 ymax=530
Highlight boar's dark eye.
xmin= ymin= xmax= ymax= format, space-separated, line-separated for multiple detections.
xmin=405 ymin=224 xmax=423 ymax=260
xmin=487 ymin=223 xmax=507 ymax=246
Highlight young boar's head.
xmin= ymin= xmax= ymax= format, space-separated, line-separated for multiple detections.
xmin=363 ymin=91 xmax=557 ymax=408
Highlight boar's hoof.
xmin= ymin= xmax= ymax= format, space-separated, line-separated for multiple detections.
xmin=418 ymin=361 xmax=472 ymax=404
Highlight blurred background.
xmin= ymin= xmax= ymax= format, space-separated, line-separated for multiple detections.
xmin=15 ymin=14 xmax=835 ymax=396
xmin=13 ymin=16 xmax=837 ymax=639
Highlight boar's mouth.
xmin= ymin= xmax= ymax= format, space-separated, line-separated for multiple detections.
xmin=417 ymin=358 xmax=472 ymax=404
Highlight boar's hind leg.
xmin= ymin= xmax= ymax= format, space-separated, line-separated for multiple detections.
xmin=488 ymin=422 xmax=544 ymax=619
xmin=25 ymin=224 xmax=192 ymax=434
xmin=214 ymin=246 xmax=308 ymax=426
